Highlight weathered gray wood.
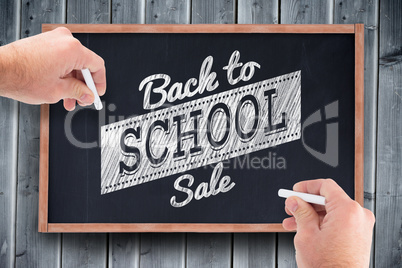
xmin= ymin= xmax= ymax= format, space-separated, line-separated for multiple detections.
xmin=67 ymin=0 xmax=110 ymax=24
xmin=186 ymin=234 xmax=232 ymax=268
xmin=277 ymin=233 xmax=296 ymax=268
xmin=109 ymin=234 xmax=140 ymax=268
xmin=61 ymin=2 xmax=109 ymax=268
xmin=334 ymin=0 xmax=379 ymax=210
xmin=15 ymin=1 xmax=64 ymax=267
xmin=0 ymin=2 xmax=19 ymax=268
xmin=280 ymin=0 xmax=333 ymax=24
xmin=192 ymin=0 xmax=235 ymax=24
xmin=109 ymin=2 xmax=142 ymax=267
xmin=234 ymin=2 xmax=278 ymax=267
xmin=146 ymin=0 xmax=190 ymax=24
xmin=140 ymin=1 xmax=188 ymax=267
xmin=334 ymin=2 xmax=379 ymax=267
xmin=233 ymin=233 xmax=276 ymax=268
xmin=62 ymin=234 xmax=107 ymax=267
xmin=238 ymin=0 xmax=278 ymax=24
xmin=112 ymin=0 xmax=145 ymax=24
xmin=184 ymin=2 xmax=235 ymax=267
xmin=140 ymin=233 xmax=185 ymax=267
xmin=278 ymin=1 xmax=333 ymax=266
xmin=376 ymin=1 xmax=402 ymax=267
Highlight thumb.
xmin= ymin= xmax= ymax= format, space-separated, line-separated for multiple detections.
xmin=60 ymin=77 xmax=94 ymax=106
xmin=285 ymin=196 xmax=320 ymax=233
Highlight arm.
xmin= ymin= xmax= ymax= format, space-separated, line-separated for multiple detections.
xmin=282 ymin=179 xmax=375 ymax=267
xmin=0 ymin=27 xmax=106 ymax=111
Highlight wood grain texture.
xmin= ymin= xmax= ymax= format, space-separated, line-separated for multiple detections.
xmin=280 ymin=0 xmax=333 ymax=24
xmin=109 ymin=2 xmax=142 ymax=267
xmin=0 ymin=2 xmax=19 ymax=267
xmin=112 ymin=0 xmax=145 ymax=24
xmin=109 ymin=234 xmax=140 ymax=268
xmin=47 ymin=223 xmax=286 ymax=232
xmin=67 ymin=0 xmax=110 ymax=24
xmin=277 ymin=233 xmax=296 ymax=268
xmin=334 ymin=0 xmax=379 ymax=213
xmin=233 ymin=233 xmax=276 ymax=267
xmin=355 ymin=23 xmax=365 ymax=207
xmin=38 ymin=105 xmax=49 ymax=232
xmin=376 ymin=0 xmax=402 ymax=267
xmin=140 ymin=2 xmax=187 ymax=267
xmin=186 ymin=2 xmax=235 ymax=267
xmin=62 ymin=234 xmax=107 ymax=268
xmin=62 ymin=1 xmax=108 ymax=267
xmin=238 ymin=0 xmax=278 ymax=24
xmin=16 ymin=1 xmax=63 ymax=267
xmin=278 ymin=1 xmax=334 ymax=266
xmin=42 ymin=23 xmax=356 ymax=33
xmin=139 ymin=234 xmax=185 ymax=267
xmin=146 ymin=0 xmax=190 ymax=24
xmin=192 ymin=0 xmax=235 ymax=24
xmin=234 ymin=3 xmax=278 ymax=267
xmin=186 ymin=233 xmax=232 ymax=268
xmin=335 ymin=3 xmax=379 ymax=267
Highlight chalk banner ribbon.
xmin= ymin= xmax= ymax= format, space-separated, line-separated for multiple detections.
xmin=101 ymin=70 xmax=301 ymax=194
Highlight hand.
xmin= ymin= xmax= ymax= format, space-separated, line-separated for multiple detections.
xmin=282 ymin=179 xmax=375 ymax=267
xmin=0 ymin=27 xmax=106 ymax=111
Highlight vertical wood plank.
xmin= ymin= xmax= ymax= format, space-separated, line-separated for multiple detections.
xmin=108 ymin=1 xmax=142 ymax=267
xmin=233 ymin=234 xmax=276 ymax=268
xmin=109 ymin=234 xmax=140 ymax=268
xmin=277 ymin=233 xmax=296 ymax=268
xmin=238 ymin=0 xmax=278 ymax=24
xmin=278 ymin=1 xmax=333 ymax=267
xmin=67 ymin=0 xmax=110 ymax=24
xmin=0 ymin=2 xmax=19 ymax=267
xmin=146 ymin=0 xmax=190 ymax=24
xmin=112 ymin=0 xmax=145 ymax=24
xmin=61 ymin=1 xmax=110 ymax=268
xmin=16 ymin=1 xmax=64 ymax=267
xmin=186 ymin=234 xmax=231 ymax=268
xmin=185 ymin=2 xmax=236 ymax=267
xmin=334 ymin=0 xmax=379 ymax=210
xmin=234 ymin=1 xmax=278 ymax=267
xmin=192 ymin=0 xmax=235 ymax=24
xmin=376 ymin=0 xmax=402 ymax=267
xmin=62 ymin=234 xmax=107 ymax=267
xmin=334 ymin=2 xmax=379 ymax=267
xmin=140 ymin=233 xmax=185 ymax=267
xmin=280 ymin=0 xmax=333 ymax=24
xmin=139 ymin=1 xmax=189 ymax=267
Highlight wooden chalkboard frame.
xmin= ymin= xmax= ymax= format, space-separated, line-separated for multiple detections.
xmin=39 ymin=24 xmax=364 ymax=233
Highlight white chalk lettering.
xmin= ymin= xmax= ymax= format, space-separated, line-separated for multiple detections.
xmin=170 ymin=162 xmax=235 ymax=208
xmin=139 ymin=55 xmax=219 ymax=110
xmin=223 ymin=50 xmax=261 ymax=85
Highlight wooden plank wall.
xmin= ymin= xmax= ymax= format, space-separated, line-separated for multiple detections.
xmin=0 ymin=0 xmax=400 ymax=267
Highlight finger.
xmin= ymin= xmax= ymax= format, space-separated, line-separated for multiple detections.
xmin=285 ymin=196 xmax=320 ymax=233
xmin=293 ymin=179 xmax=351 ymax=207
xmin=285 ymin=206 xmax=293 ymax=216
xmin=77 ymin=46 xmax=106 ymax=96
xmin=58 ymin=77 xmax=94 ymax=106
xmin=91 ymin=66 xmax=106 ymax=96
xmin=282 ymin=217 xmax=297 ymax=231
xmin=63 ymin=98 xmax=76 ymax=111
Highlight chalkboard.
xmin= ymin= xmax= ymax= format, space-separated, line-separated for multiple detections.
xmin=39 ymin=24 xmax=364 ymax=232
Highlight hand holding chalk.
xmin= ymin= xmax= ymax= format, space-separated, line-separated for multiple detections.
xmin=278 ymin=189 xmax=326 ymax=205
xmin=281 ymin=179 xmax=375 ymax=268
xmin=81 ymin=68 xmax=103 ymax=110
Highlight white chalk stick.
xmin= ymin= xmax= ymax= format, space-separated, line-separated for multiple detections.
xmin=278 ymin=189 xmax=326 ymax=206
xmin=81 ymin=68 xmax=103 ymax=110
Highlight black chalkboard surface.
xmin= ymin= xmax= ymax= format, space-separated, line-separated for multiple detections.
xmin=39 ymin=24 xmax=364 ymax=232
